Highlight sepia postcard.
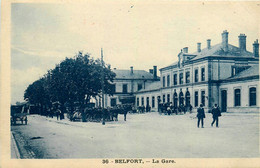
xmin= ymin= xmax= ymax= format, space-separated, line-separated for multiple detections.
xmin=1 ymin=0 xmax=260 ymax=167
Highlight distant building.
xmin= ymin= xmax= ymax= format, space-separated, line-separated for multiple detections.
xmin=135 ymin=30 xmax=259 ymax=112
xmin=96 ymin=66 xmax=159 ymax=107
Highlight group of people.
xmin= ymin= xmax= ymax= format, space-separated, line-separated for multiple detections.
xmin=159 ymin=103 xmax=193 ymax=115
xmin=46 ymin=106 xmax=65 ymax=120
xmin=68 ymin=104 xmax=132 ymax=122
xmin=197 ymin=103 xmax=222 ymax=128
xmin=136 ymin=105 xmax=151 ymax=113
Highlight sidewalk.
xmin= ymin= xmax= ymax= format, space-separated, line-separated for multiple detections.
xmin=11 ymin=132 xmax=20 ymax=159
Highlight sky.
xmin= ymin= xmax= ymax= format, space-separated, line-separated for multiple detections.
xmin=10 ymin=1 xmax=259 ymax=104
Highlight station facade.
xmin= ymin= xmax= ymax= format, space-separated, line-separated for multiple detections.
xmin=135 ymin=31 xmax=259 ymax=112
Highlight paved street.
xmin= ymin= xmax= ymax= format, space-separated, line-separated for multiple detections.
xmin=11 ymin=112 xmax=259 ymax=158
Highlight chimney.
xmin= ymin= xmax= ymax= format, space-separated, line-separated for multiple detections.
xmin=253 ymin=39 xmax=259 ymax=57
xmin=153 ymin=66 xmax=157 ymax=79
xmin=183 ymin=47 xmax=188 ymax=53
xmin=197 ymin=43 xmax=201 ymax=52
xmin=207 ymin=39 xmax=211 ymax=49
xmin=149 ymin=69 xmax=153 ymax=74
xmin=238 ymin=34 xmax=247 ymax=52
xmin=222 ymin=30 xmax=229 ymax=52
xmin=130 ymin=66 xmax=133 ymax=74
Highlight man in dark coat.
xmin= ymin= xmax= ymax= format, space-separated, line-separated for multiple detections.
xmin=211 ymin=104 xmax=221 ymax=127
xmin=197 ymin=104 xmax=205 ymax=128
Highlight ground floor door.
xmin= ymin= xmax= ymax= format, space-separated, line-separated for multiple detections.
xmin=221 ymin=90 xmax=227 ymax=112
xmin=110 ymin=98 xmax=117 ymax=107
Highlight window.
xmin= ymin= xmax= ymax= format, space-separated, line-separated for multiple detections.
xmin=163 ymin=76 xmax=165 ymax=87
xmin=173 ymin=74 xmax=177 ymax=85
xmin=234 ymin=89 xmax=241 ymax=106
xmin=163 ymin=95 xmax=165 ymax=103
xmin=138 ymin=84 xmax=142 ymax=91
xmin=195 ymin=91 xmax=198 ymax=107
xmin=157 ymin=96 xmax=161 ymax=104
xmin=186 ymin=71 xmax=190 ymax=83
xmin=179 ymin=73 xmax=183 ymax=84
xmin=146 ymin=97 xmax=150 ymax=106
xmin=232 ymin=66 xmax=251 ymax=77
xmin=111 ymin=84 xmax=116 ymax=93
xmin=185 ymin=91 xmax=190 ymax=106
xmin=249 ymin=87 xmax=256 ymax=106
xmin=111 ymin=98 xmax=117 ymax=107
xmin=173 ymin=93 xmax=178 ymax=107
xmin=201 ymin=67 xmax=205 ymax=81
xmin=137 ymin=98 xmax=139 ymax=106
xmin=123 ymin=84 xmax=128 ymax=93
xmin=167 ymin=75 xmax=170 ymax=87
xmin=152 ymin=96 xmax=155 ymax=108
xmin=201 ymin=91 xmax=205 ymax=106
xmin=167 ymin=94 xmax=170 ymax=103
xmin=195 ymin=69 xmax=199 ymax=82
xmin=179 ymin=91 xmax=184 ymax=105
xmin=141 ymin=97 xmax=144 ymax=105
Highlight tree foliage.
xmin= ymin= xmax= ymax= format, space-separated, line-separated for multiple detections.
xmin=24 ymin=52 xmax=116 ymax=110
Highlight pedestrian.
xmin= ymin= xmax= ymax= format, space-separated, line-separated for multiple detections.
xmin=124 ymin=109 xmax=127 ymax=121
xmin=197 ymin=104 xmax=205 ymax=128
xmin=56 ymin=109 xmax=61 ymax=120
xmin=174 ymin=106 xmax=178 ymax=115
xmin=167 ymin=105 xmax=171 ymax=115
xmin=211 ymin=104 xmax=221 ymax=127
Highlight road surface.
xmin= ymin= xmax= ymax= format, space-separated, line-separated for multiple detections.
xmin=11 ymin=112 xmax=259 ymax=158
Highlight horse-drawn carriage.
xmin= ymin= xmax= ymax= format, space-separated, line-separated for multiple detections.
xmin=67 ymin=103 xmax=133 ymax=122
xmin=11 ymin=104 xmax=28 ymax=125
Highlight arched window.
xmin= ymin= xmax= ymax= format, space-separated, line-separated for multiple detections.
xmin=179 ymin=91 xmax=184 ymax=106
xmin=146 ymin=97 xmax=150 ymax=106
xmin=249 ymin=87 xmax=256 ymax=106
xmin=167 ymin=94 xmax=170 ymax=103
xmin=152 ymin=96 xmax=155 ymax=108
xmin=234 ymin=89 xmax=241 ymax=106
xmin=194 ymin=91 xmax=198 ymax=107
xmin=185 ymin=91 xmax=190 ymax=107
xmin=136 ymin=97 xmax=139 ymax=106
xmin=173 ymin=92 xmax=178 ymax=107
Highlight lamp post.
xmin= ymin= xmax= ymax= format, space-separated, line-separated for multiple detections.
xmin=101 ymin=48 xmax=105 ymax=125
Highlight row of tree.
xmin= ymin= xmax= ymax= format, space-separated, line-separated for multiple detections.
xmin=24 ymin=51 xmax=116 ymax=113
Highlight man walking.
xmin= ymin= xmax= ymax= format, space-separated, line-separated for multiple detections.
xmin=197 ymin=104 xmax=205 ymax=128
xmin=211 ymin=104 xmax=221 ymax=127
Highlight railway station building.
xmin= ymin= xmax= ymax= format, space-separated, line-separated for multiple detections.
xmin=135 ymin=30 xmax=259 ymax=112
xmin=102 ymin=30 xmax=259 ymax=113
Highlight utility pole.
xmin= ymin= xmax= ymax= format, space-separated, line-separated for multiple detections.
xmin=101 ymin=48 xmax=105 ymax=125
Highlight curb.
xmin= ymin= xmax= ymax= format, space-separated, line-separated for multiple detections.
xmin=11 ymin=132 xmax=21 ymax=159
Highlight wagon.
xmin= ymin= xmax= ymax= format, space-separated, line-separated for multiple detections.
xmin=11 ymin=105 xmax=28 ymax=125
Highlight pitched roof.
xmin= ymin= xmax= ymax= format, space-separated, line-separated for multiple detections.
xmin=228 ymin=65 xmax=259 ymax=79
xmin=165 ymin=61 xmax=178 ymax=68
xmin=137 ymin=81 xmax=161 ymax=92
xmin=112 ymin=69 xmax=155 ymax=79
xmin=190 ymin=43 xmax=254 ymax=60
xmin=161 ymin=43 xmax=258 ymax=71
